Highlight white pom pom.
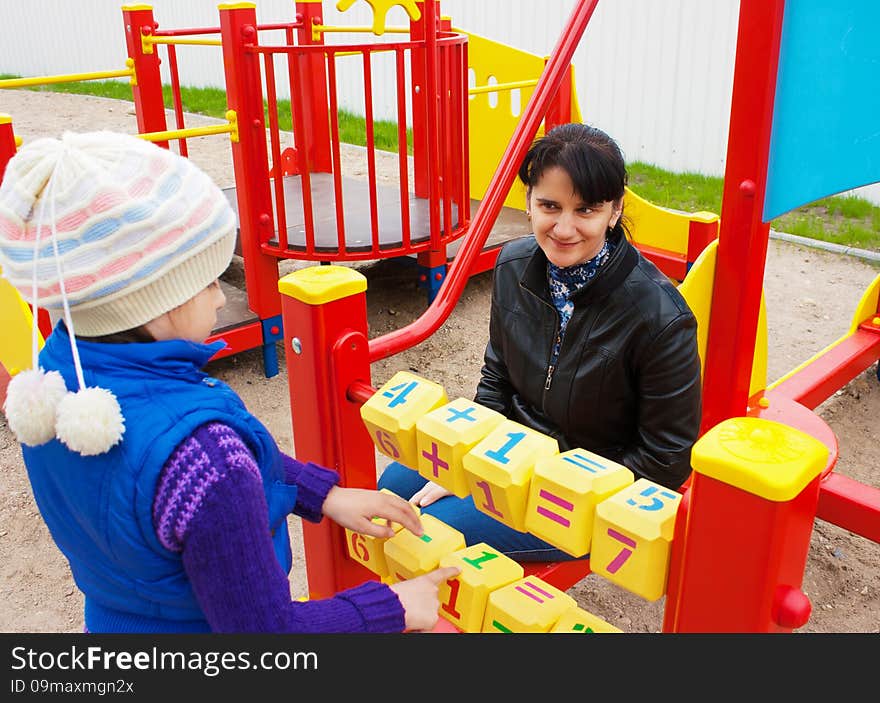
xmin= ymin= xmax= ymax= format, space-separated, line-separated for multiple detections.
xmin=3 ymin=369 xmax=68 ymax=446
xmin=55 ymin=387 xmax=125 ymax=456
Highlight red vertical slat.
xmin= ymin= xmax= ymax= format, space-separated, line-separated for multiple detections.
xmin=362 ymin=50 xmax=380 ymax=252
xmin=289 ymin=48 xmax=317 ymax=255
xmin=165 ymin=44 xmax=188 ymax=157
xmin=325 ymin=53 xmax=347 ymax=252
xmin=263 ymin=54 xmax=289 ymax=250
xmin=395 ymin=47 xmax=412 ymax=249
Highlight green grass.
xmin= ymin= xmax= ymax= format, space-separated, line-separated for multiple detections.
xmin=629 ymin=162 xmax=880 ymax=252
xmin=3 ymin=75 xmax=878 ymax=252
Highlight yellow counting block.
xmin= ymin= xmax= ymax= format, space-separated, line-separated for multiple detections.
xmin=415 ymin=398 xmax=506 ymax=498
xmin=344 ymin=489 xmax=420 ymax=578
xmin=360 ymin=371 xmax=448 ymax=469
xmin=550 ymin=606 xmax=622 ymax=633
xmin=590 ymin=478 xmax=682 ymax=601
xmin=482 ymin=575 xmax=576 ymax=633
xmin=524 ymin=449 xmax=634 ymax=558
xmin=383 ymin=513 xmax=465 ymax=583
xmin=462 ymin=420 xmax=559 ymax=532
xmin=437 ymin=543 xmax=524 ymax=633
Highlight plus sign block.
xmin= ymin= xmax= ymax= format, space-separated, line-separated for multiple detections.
xmin=462 ymin=420 xmax=559 ymax=532
xmin=383 ymin=513 xmax=465 ymax=583
xmin=360 ymin=371 xmax=448 ymax=469
xmin=415 ymin=398 xmax=506 ymax=498
xmin=590 ymin=478 xmax=682 ymax=601
xmin=482 ymin=575 xmax=577 ymax=632
xmin=524 ymin=449 xmax=634 ymax=558
xmin=344 ymin=489 xmax=420 ymax=579
xmin=550 ymin=606 xmax=622 ymax=633
xmin=437 ymin=542 xmax=524 ymax=633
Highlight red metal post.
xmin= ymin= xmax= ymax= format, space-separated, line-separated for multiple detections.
xmin=219 ymin=5 xmax=281 ymax=320
xmin=121 ymin=5 xmax=169 ymax=147
xmin=294 ymin=1 xmax=332 ymax=173
xmin=0 ymin=114 xmax=16 ymax=183
xmin=663 ymin=417 xmax=826 ymax=632
xmin=543 ymin=60 xmax=574 ymax=133
xmin=699 ymin=0 xmax=786 ymax=434
xmin=279 ymin=266 xmax=379 ymax=598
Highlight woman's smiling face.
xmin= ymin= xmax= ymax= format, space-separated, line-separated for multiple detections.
xmin=528 ymin=165 xmax=622 ymax=268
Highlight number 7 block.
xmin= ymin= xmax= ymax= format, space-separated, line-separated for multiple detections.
xmin=590 ymin=478 xmax=682 ymax=601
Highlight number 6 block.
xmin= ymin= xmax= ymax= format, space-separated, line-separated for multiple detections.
xmin=360 ymin=371 xmax=448 ymax=469
xmin=590 ymin=478 xmax=682 ymax=601
xmin=462 ymin=420 xmax=559 ymax=532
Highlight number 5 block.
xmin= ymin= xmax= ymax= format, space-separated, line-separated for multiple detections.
xmin=524 ymin=449 xmax=634 ymax=558
xmin=360 ymin=371 xmax=448 ymax=469
xmin=590 ymin=478 xmax=682 ymax=601
xmin=462 ymin=420 xmax=559 ymax=532
xmin=415 ymin=398 xmax=506 ymax=498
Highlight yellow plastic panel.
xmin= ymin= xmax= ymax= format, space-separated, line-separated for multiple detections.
xmin=524 ymin=449 xmax=634 ymax=558
xmin=383 ymin=513 xmax=465 ymax=583
xmin=360 ymin=371 xmax=448 ymax=468
xmin=344 ymin=489 xmax=419 ymax=578
xmin=462 ymin=419 xmax=559 ymax=532
xmin=550 ymin=606 xmax=622 ymax=633
xmin=677 ymin=239 xmax=767 ymax=396
xmin=415 ymin=397 xmax=506 ymax=498
xmin=624 ymin=186 xmax=718 ymax=258
xmin=482 ymin=576 xmax=576 ymax=633
xmin=0 ymin=265 xmax=43 ymax=376
xmin=461 ymin=29 xmax=545 ymax=211
xmin=437 ymin=543 xmax=524 ymax=633
xmin=590 ymin=478 xmax=682 ymax=601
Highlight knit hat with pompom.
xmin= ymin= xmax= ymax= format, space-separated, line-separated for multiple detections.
xmin=0 ymin=130 xmax=236 ymax=456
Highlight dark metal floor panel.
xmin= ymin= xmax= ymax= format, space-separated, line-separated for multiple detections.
xmin=222 ymin=174 xmax=530 ymax=255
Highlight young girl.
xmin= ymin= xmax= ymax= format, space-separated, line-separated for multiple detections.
xmin=0 ymin=130 xmax=457 ymax=633
xmin=379 ymin=123 xmax=702 ymax=561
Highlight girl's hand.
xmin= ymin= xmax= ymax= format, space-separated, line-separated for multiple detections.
xmin=390 ymin=566 xmax=461 ymax=632
xmin=410 ymin=480 xmax=453 ymax=507
xmin=322 ymin=486 xmax=422 ymax=538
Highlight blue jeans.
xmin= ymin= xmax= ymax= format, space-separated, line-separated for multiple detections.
xmin=377 ymin=461 xmax=583 ymax=562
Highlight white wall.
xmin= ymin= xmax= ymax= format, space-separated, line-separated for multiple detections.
xmin=2 ymin=0 xmax=878 ymax=204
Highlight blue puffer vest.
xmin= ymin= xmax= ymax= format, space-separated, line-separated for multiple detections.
xmin=22 ymin=323 xmax=299 ymax=632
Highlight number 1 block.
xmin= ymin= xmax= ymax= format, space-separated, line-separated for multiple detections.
xmin=462 ymin=420 xmax=559 ymax=532
xmin=524 ymin=449 xmax=634 ymax=557
xmin=482 ymin=575 xmax=576 ymax=632
xmin=415 ymin=398 xmax=506 ymax=498
xmin=360 ymin=371 xmax=448 ymax=469
xmin=590 ymin=478 xmax=682 ymax=601
xmin=437 ymin=543 xmax=525 ymax=633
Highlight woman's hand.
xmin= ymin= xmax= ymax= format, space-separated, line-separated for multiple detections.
xmin=390 ymin=566 xmax=461 ymax=631
xmin=322 ymin=486 xmax=422 ymax=538
xmin=410 ymin=480 xmax=453 ymax=508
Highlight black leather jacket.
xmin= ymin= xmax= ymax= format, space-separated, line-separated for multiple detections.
xmin=475 ymin=233 xmax=702 ymax=489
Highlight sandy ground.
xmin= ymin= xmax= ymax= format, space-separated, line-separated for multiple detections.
xmin=1 ymin=91 xmax=878 ymax=633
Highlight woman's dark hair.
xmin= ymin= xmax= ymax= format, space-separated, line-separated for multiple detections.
xmin=519 ymin=123 xmax=630 ymax=238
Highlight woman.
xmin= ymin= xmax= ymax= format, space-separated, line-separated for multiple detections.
xmin=379 ymin=123 xmax=702 ymax=561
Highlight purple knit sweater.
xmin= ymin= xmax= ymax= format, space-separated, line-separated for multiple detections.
xmin=151 ymin=422 xmax=405 ymax=633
